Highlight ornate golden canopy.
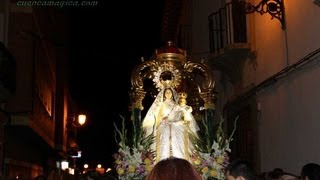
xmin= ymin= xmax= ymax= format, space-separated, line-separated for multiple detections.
xmin=130 ymin=41 xmax=215 ymax=111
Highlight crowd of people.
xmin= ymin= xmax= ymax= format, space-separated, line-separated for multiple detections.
xmin=146 ymin=157 xmax=320 ymax=180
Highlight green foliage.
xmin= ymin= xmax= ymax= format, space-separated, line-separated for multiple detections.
xmin=114 ymin=114 xmax=154 ymax=153
xmin=192 ymin=113 xmax=238 ymax=154
xmin=113 ymin=113 xmax=155 ymax=179
xmin=113 ymin=115 xmax=128 ymax=150
xmin=190 ymin=113 xmax=238 ymax=180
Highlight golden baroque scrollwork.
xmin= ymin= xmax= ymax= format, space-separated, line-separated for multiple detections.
xmin=152 ymin=62 xmax=181 ymax=91
xmin=131 ymin=60 xmax=182 ymax=90
xmin=131 ymin=60 xmax=157 ymax=90
xmin=130 ymin=42 xmax=216 ymax=112
xmin=129 ymin=88 xmax=146 ymax=110
xmin=199 ymin=90 xmax=215 ymax=110
xmin=183 ymin=61 xmax=215 ymax=92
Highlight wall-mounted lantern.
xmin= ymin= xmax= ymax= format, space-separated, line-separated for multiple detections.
xmin=69 ymin=113 xmax=87 ymax=127
xmin=67 ymin=113 xmax=87 ymax=156
xmin=77 ymin=114 xmax=86 ymax=126
xmin=243 ymin=0 xmax=285 ymax=29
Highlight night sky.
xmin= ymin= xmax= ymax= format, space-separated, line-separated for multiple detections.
xmin=66 ymin=1 xmax=165 ymax=168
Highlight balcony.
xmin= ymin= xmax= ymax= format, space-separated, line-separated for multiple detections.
xmin=207 ymin=1 xmax=251 ymax=84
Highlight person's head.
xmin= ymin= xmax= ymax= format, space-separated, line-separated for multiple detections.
xmin=147 ymin=157 xmax=202 ymax=180
xmin=163 ymin=88 xmax=174 ymax=100
xmin=178 ymin=92 xmax=188 ymax=106
xmin=281 ymin=172 xmax=299 ymax=180
xmin=179 ymin=98 xmax=187 ymax=106
xmin=226 ymin=159 xmax=256 ymax=180
xmin=267 ymin=168 xmax=283 ymax=180
xmin=300 ymin=163 xmax=320 ymax=180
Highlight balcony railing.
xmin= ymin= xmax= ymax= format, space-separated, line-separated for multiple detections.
xmin=208 ymin=1 xmax=247 ymax=53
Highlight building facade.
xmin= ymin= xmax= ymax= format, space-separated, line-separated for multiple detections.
xmin=0 ymin=0 xmax=75 ymax=179
xmin=164 ymin=0 xmax=320 ymax=174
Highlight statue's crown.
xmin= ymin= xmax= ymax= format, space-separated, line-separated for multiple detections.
xmin=155 ymin=41 xmax=186 ymax=62
xmin=161 ymin=79 xmax=174 ymax=88
xmin=178 ymin=92 xmax=188 ymax=99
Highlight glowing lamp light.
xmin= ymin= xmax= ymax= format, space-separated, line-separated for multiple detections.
xmin=84 ymin=164 xmax=89 ymax=169
xmin=69 ymin=168 xmax=75 ymax=175
xmin=78 ymin=114 xmax=86 ymax=126
xmin=61 ymin=161 xmax=69 ymax=170
xmin=106 ymin=168 xmax=112 ymax=173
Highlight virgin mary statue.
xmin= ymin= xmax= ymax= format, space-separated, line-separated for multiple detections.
xmin=142 ymin=85 xmax=199 ymax=163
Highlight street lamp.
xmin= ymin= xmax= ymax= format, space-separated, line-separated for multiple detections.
xmin=69 ymin=113 xmax=86 ymax=127
xmin=77 ymin=114 xmax=86 ymax=126
xmin=67 ymin=113 xmax=87 ymax=177
xmin=83 ymin=163 xmax=89 ymax=174
xmin=61 ymin=160 xmax=69 ymax=170
xmin=67 ymin=113 xmax=87 ymax=150
xmin=96 ymin=164 xmax=105 ymax=175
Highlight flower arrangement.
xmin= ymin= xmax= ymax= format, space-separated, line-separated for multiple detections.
xmin=113 ymin=116 xmax=155 ymax=179
xmin=190 ymin=115 xmax=238 ymax=180
xmin=113 ymin=146 xmax=154 ymax=179
xmin=113 ymin=114 xmax=237 ymax=180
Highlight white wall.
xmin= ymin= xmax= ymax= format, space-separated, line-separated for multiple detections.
xmin=258 ymin=57 xmax=320 ymax=174
xmin=189 ymin=0 xmax=320 ymax=174
xmin=250 ymin=0 xmax=320 ymax=174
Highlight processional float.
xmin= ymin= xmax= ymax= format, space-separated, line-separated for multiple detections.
xmin=129 ymin=41 xmax=215 ymax=148
xmin=114 ymin=41 xmax=236 ymax=180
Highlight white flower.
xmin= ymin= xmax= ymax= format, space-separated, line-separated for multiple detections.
xmin=211 ymin=141 xmax=219 ymax=150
